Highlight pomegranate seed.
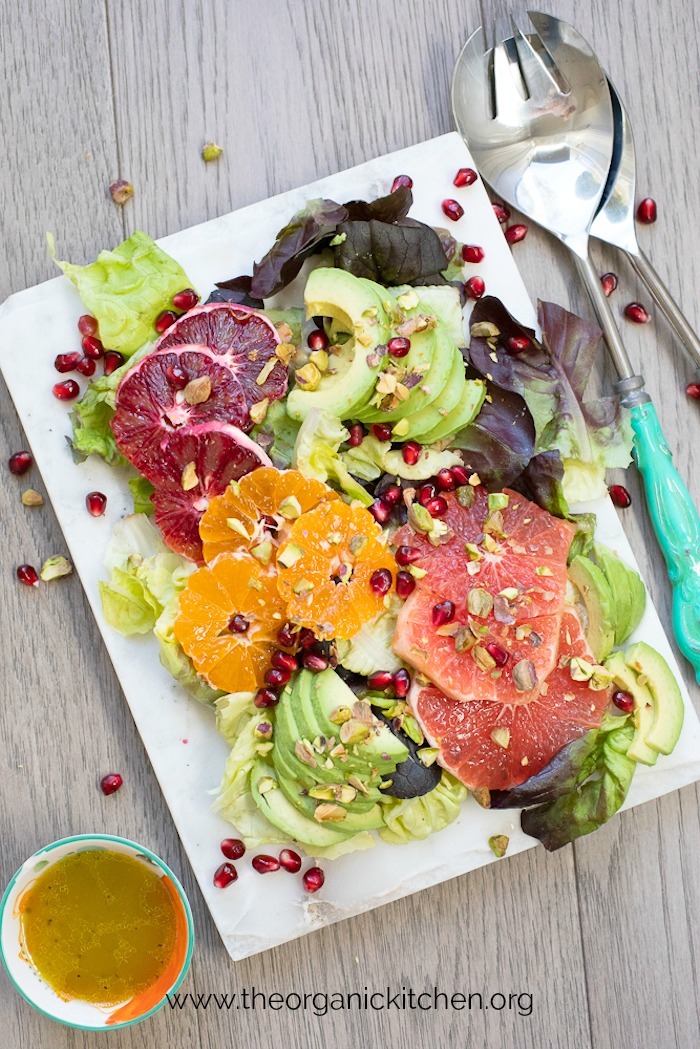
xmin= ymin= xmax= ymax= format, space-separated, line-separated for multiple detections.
xmin=381 ymin=484 xmax=402 ymax=506
xmin=155 ymin=310 xmax=178 ymax=333
xmin=453 ymin=167 xmax=478 ymax=187
xmin=392 ymin=668 xmax=411 ymax=697
xmin=277 ymin=622 xmax=298 ymax=648
xmin=166 ymin=363 xmax=188 ymax=389
xmin=369 ymin=499 xmax=392 ymax=524
xmin=368 ymin=670 xmax=394 ymax=691
xmin=395 ymin=545 xmax=421 ymax=566
xmin=451 ymin=465 xmax=470 ymax=486
xmin=16 ymin=564 xmax=39 ymax=587
xmin=298 ymin=628 xmax=317 ymax=649
xmin=348 ymin=423 xmax=365 ymax=447
xmin=402 ymin=441 xmax=422 ymax=466
xmin=213 ymin=862 xmax=238 ymax=888
xmin=78 ymin=314 xmax=99 ymax=337
xmin=307 ymin=328 xmax=329 ymax=351
xmin=504 ymin=223 xmax=528 ymax=245
xmin=52 ymin=380 xmax=80 ymax=401
xmin=303 ymin=866 xmax=325 ymax=893
xmin=54 ymin=351 xmax=81 ymax=373
xmin=506 ymin=335 xmax=531 ymax=354
xmin=492 ymin=202 xmax=510 ymax=224
xmin=265 ymin=667 xmax=292 ymax=688
xmin=465 ymin=276 xmax=485 ymax=300
xmin=462 ymin=244 xmax=485 ymax=264
xmin=254 ymin=688 xmax=280 ymax=708
xmin=636 ymin=197 xmax=657 ymax=224
xmin=396 ymin=571 xmax=416 ymax=599
xmin=432 ymin=600 xmax=455 ymax=627
xmin=172 ymin=288 xmax=199 ymax=311
xmin=76 ymin=356 xmax=96 ymax=377
xmin=81 ymin=335 xmax=104 ymax=360
xmin=301 ymin=652 xmax=329 ymax=673
xmin=252 ymin=854 xmax=281 ymax=874
xmin=425 ymin=495 xmax=448 ymax=517
xmin=608 ymin=484 xmax=632 ymax=508
xmin=371 ymin=423 xmax=393 ymax=442
xmin=100 ymin=773 xmax=123 ymax=795
xmin=221 ymin=838 xmax=246 ymax=860
xmin=417 ymin=482 xmax=436 ymax=506
xmin=601 ymin=272 xmax=618 ymax=297
xmin=86 ymin=491 xmax=107 ymax=517
xmin=272 ymin=649 xmax=298 ymax=672
xmin=612 ymin=689 xmax=635 ymax=713
xmin=229 ymin=613 xmax=250 ymax=633
xmin=369 ymin=568 xmax=393 ymax=596
xmin=436 ymin=468 xmax=455 ymax=491
xmin=624 ymin=302 xmax=650 ymax=324
xmin=686 ymin=382 xmax=700 ymax=400
xmin=279 ymin=848 xmax=302 ymax=873
xmin=8 ymin=451 xmax=32 ymax=475
xmin=388 ymin=337 xmax=411 ymax=358
xmin=485 ymin=641 xmax=509 ymax=666
xmin=103 ymin=350 xmax=125 ymax=375
xmin=391 ymin=174 xmax=413 ymax=192
xmin=442 ymin=199 xmax=464 ymax=222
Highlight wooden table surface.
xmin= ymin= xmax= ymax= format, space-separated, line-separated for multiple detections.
xmin=2 ymin=1 xmax=700 ymax=1046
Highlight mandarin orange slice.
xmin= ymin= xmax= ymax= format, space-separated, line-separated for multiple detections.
xmin=173 ymin=551 xmax=287 ymax=692
xmin=276 ymin=500 xmax=397 ymax=640
xmin=199 ymin=467 xmax=338 ymax=563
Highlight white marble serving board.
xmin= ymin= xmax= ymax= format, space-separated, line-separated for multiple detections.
xmin=1 ymin=133 xmax=699 ymax=961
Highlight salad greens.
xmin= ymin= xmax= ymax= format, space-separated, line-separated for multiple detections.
xmin=49 ymin=230 xmax=193 ymax=358
xmin=292 ymin=409 xmax=374 ymax=506
xmin=379 ymin=772 xmax=467 ymax=844
xmin=70 ymin=342 xmax=148 ymax=465
xmin=342 ymin=434 xmax=462 ymax=482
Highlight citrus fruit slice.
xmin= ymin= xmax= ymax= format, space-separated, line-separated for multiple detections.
xmin=111 ymin=344 xmax=248 ymax=474
xmin=199 ymin=467 xmax=339 ymax=563
xmin=409 ymin=608 xmax=611 ymax=791
xmin=276 ymin=500 xmax=398 ymax=640
xmin=174 ymin=552 xmax=287 ymax=692
xmin=154 ymin=303 xmax=288 ymax=427
xmin=152 ymin=422 xmax=272 ymax=561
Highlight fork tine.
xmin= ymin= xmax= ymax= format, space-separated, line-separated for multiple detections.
xmin=493 ymin=39 xmax=528 ymax=116
xmin=509 ymin=13 xmax=570 ymax=101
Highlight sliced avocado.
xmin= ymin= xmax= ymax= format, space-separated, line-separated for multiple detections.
xmin=594 ymin=542 xmax=646 ymax=646
xmin=567 ymin=555 xmax=616 ymax=662
xmin=403 ymin=348 xmax=465 ymax=440
xmin=286 ymin=269 xmax=391 ymax=421
xmin=313 ymin=669 xmax=408 ymax=770
xmin=418 ymin=377 xmax=486 ymax=444
xmin=405 ymin=284 xmax=466 ymax=347
xmin=623 ymin=642 xmax=684 ymax=755
xmin=604 ymin=652 xmax=658 ymax=766
xmin=250 ymin=762 xmax=353 ymax=846
xmin=356 ymin=324 xmax=447 ymax=424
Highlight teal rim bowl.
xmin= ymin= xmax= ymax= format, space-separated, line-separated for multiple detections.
xmin=0 ymin=834 xmax=194 ymax=1031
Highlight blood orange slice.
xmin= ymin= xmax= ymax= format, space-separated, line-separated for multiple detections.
xmin=111 ymin=344 xmax=248 ymax=475
xmin=409 ymin=608 xmax=611 ymax=791
xmin=152 ymin=422 xmax=271 ymax=561
xmin=154 ymin=303 xmax=288 ymax=426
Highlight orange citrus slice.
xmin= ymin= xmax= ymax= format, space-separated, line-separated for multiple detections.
xmin=276 ymin=500 xmax=398 ymax=640
xmin=199 ymin=467 xmax=338 ymax=563
xmin=173 ymin=552 xmax=287 ymax=693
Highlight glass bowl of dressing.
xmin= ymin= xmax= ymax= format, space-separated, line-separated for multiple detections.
xmin=0 ymin=834 xmax=194 ymax=1030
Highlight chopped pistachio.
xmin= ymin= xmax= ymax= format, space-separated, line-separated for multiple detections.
xmin=482 ymin=533 xmax=499 ymax=554
xmin=251 ymin=540 xmax=273 ymax=566
xmin=465 ymin=542 xmax=482 ymax=561
xmin=292 ymin=577 xmax=314 ymax=594
xmin=21 ymin=489 xmax=43 ymax=507
xmin=347 ymin=775 xmax=370 ymax=796
xmin=535 ymin=565 xmax=553 ymax=577
xmin=490 ymin=727 xmax=511 ymax=749
xmin=402 ymin=716 xmax=424 ymax=745
xmin=275 ymin=342 xmax=296 ymax=366
xmin=329 ymin=705 xmax=352 ymax=725
xmin=569 ymin=656 xmax=596 ymax=682
xmin=498 ymin=587 xmax=519 ymax=601
xmin=295 ymin=361 xmax=321 ymax=391
xmin=467 ymin=588 xmax=494 ymax=618
xmin=456 ymin=485 xmax=475 ymax=508
xmin=483 ymin=509 xmax=506 ymax=537
xmin=309 ymin=349 xmax=329 ymax=373
xmin=392 ymin=418 xmax=409 ymax=438
xmin=254 ymin=721 xmax=273 ymax=740
xmin=488 ymin=834 xmax=509 ymax=858
xmin=470 ymin=321 xmax=501 ymax=339
xmin=473 ymin=645 xmax=497 ymax=672
xmin=455 ymin=625 xmax=475 ymax=653
xmin=249 ymin=398 xmax=269 ymax=425
xmin=348 ymin=535 xmax=367 ymax=556
xmin=181 ymin=461 xmax=199 ymax=491
xmin=334 ymin=784 xmax=358 ymax=804
xmin=226 ymin=517 xmax=251 ymax=539
xmin=278 ymin=543 xmax=304 ymax=568
xmin=308 ymin=784 xmax=337 ymax=801
xmin=408 ymin=503 xmax=433 ymax=534
xmin=417 ymin=746 xmax=440 ymax=767
xmin=295 ymin=739 xmax=317 ymax=767
xmin=330 ymin=232 xmax=347 ymax=246
xmin=257 ymin=776 xmax=277 ymax=795
xmin=278 ymin=495 xmax=302 ymax=520
xmin=427 ymin=520 xmax=451 ymax=546
xmin=396 ymin=288 xmax=419 ymax=310
xmin=513 ymin=658 xmax=538 ymax=692
xmin=339 ymin=720 xmax=370 ymax=745
xmin=488 ymin=492 xmax=509 ymax=512
xmin=201 ymin=141 xmax=223 ymax=162
xmin=255 ymin=741 xmax=274 ymax=756
xmin=109 ymin=179 xmax=134 ymax=204
xmin=183 ymin=375 xmax=212 ymax=404
xmin=314 ymin=802 xmax=347 ymax=823
xmin=248 ymin=578 xmax=262 ymax=591
xmin=468 ymin=472 xmax=481 ymax=486
xmin=470 ymin=786 xmax=491 ymax=809
xmin=408 ymin=564 xmax=427 ymax=579
xmin=40 ymin=555 xmax=73 ymax=582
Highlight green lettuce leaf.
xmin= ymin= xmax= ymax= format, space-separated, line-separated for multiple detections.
xmin=154 ymin=595 xmax=223 ymax=706
xmin=49 ymin=230 xmax=194 ymax=358
xmin=379 ymin=771 xmax=467 ymax=844
xmin=129 ymin=475 xmax=155 ymax=515
xmin=292 ymin=409 xmax=372 ymax=505
xmin=252 ymin=398 xmax=300 ymax=469
xmin=342 ymin=434 xmax=461 ymax=482
xmin=70 ymin=342 xmax=149 ymax=465
xmin=336 ymin=599 xmax=403 ymax=676
xmin=99 ymin=568 xmax=161 ymax=635
xmin=264 ymin=307 xmax=304 ymax=348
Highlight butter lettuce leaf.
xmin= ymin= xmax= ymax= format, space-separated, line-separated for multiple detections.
xmin=49 ymin=230 xmax=193 ymax=358
xmin=293 ymin=409 xmax=372 ymax=505
xmin=99 ymin=568 xmax=160 ymax=635
xmin=342 ymin=434 xmax=461 ymax=482
xmin=252 ymin=398 xmax=300 ymax=469
xmin=336 ymin=600 xmax=403 ymax=676
xmin=129 ymin=475 xmax=155 ymax=515
xmin=379 ymin=771 xmax=467 ymax=844
xmin=70 ymin=342 xmax=149 ymax=465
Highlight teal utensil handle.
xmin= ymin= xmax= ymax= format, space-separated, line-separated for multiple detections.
xmin=630 ymin=401 xmax=700 ymax=681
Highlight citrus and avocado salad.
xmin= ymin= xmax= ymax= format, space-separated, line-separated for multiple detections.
xmin=52 ymin=179 xmax=684 ymax=861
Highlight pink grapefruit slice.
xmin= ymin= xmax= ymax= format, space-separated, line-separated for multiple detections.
xmin=154 ymin=303 xmax=288 ymax=426
xmin=152 ymin=422 xmax=271 ymax=561
xmin=111 ymin=344 xmax=248 ymax=477
xmin=409 ymin=608 xmax=611 ymax=791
